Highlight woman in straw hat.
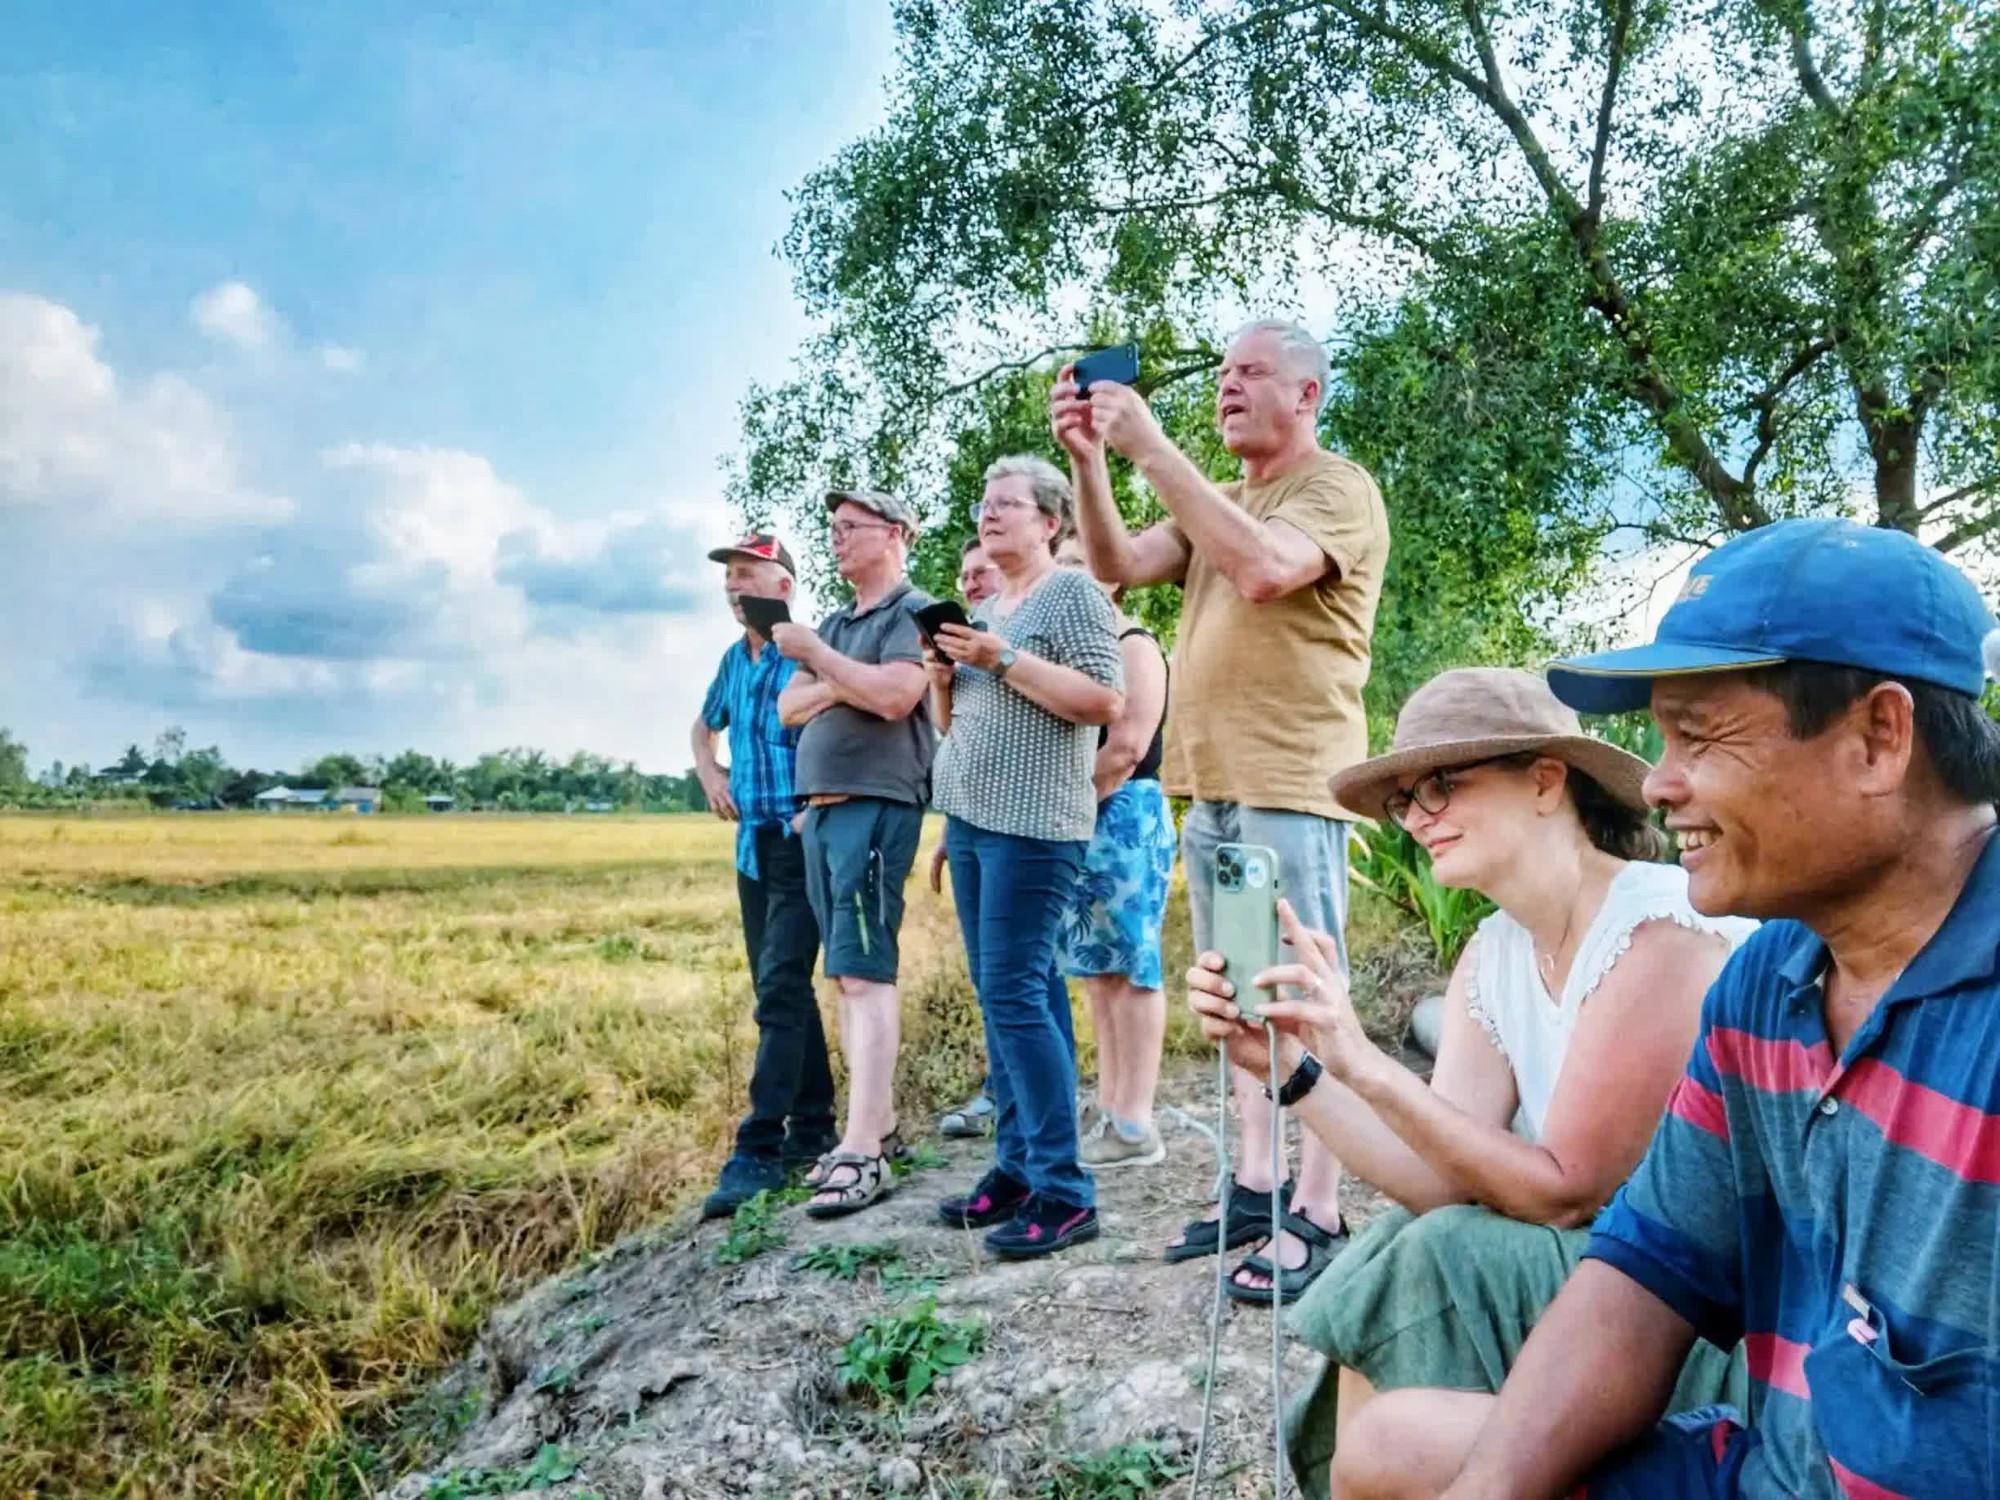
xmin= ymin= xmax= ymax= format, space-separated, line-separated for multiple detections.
xmin=1186 ymin=667 xmax=1754 ymax=1500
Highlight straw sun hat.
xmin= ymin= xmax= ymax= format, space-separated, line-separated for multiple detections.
xmin=1330 ymin=667 xmax=1655 ymax=823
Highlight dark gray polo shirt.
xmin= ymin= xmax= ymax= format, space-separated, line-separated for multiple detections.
xmin=795 ymin=579 xmax=938 ymax=805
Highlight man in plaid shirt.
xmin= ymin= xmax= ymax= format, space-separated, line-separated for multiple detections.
xmin=693 ymin=533 xmax=833 ymax=1217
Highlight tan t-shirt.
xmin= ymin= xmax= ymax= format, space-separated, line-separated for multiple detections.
xmin=1161 ymin=449 xmax=1389 ymax=817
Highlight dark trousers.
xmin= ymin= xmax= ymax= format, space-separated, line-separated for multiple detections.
xmin=944 ymin=817 xmax=1092 ymax=1208
xmin=734 ymin=824 xmax=834 ymax=1156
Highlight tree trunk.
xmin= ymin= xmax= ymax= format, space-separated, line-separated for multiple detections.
xmin=1870 ymin=414 xmax=1922 ymax=534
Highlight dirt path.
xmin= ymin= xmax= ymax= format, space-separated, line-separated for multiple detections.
xmin=386 ymin=1064 xmax=1402 ymax=1500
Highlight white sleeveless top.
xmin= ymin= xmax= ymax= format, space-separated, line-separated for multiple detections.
xmin=1464 ymin=861 xmax=1757 ymax=1143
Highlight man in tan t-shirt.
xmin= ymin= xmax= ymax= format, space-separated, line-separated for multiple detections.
xmin=1053 ymin=318 xmax=1389 ymax=1305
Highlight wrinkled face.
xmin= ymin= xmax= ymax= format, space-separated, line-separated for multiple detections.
xmin=957 ymin=546 xmax=1001 ymax=605
xmin=723 ymin=557 xmax=791 ymax=625
xmin=1392 ymin=756 xmax=1559 ymax=892
xmin=828 ymin=501 xmax=905 ymax=582
xmin=1645 ymin=676 xmax=1890 ymax=920
xmin=974 ymin=472 xmax=1058 ymax=567
xmin=1215 ymin=328 xmax=1318 ymax=459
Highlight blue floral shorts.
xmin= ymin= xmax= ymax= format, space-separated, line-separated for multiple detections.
xmin=1056 ymin=778 xmax=1177 ymax=989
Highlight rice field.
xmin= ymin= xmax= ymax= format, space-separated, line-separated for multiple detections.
xmin=0 ymin=812 xmax=1010 ymax=1497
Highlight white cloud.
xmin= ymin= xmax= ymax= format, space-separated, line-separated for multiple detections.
xmin=0 ymin=292 xmax=288 ymax=524
xmin=191 ymin=279 xmax=280 ymax=351
xmin=320 ymin=345 xmax=363 ymax=374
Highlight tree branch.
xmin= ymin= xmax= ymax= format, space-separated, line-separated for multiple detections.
xmin=1935 ymin=505 xmax=2000 ymax=555
xmin=1080 ymin=0 xmax=1334 ymax=113
xmin=940 ymin=345 xmax=1089 ymax=398
xmin=1788 ymin=23 xmax=1843 ymax=118
xmin=1587 ymin=0 xmax=1634 ymax=220
xmin=1918 ymin=476 xmax=2000 ymax=521
xmin=1742 ymin=337 xmax=1838 ymax=487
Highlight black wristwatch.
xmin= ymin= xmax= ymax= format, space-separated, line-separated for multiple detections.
xmin=1265 ymin=1050 xmax=1324 ymax=1107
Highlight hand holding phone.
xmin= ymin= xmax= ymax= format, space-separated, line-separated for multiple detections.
xmin=913 ymin=598 xmax=972 ymax=646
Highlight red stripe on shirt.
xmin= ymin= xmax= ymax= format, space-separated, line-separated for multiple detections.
xmin=1829 ymin=1457 xmax=1909 ymax=1500
xmin=1707 ymin=1027 xmax=1833 ymax=1094
xmin=1839 ymin=1057 xmax=2000 ymax=1183
xmin=1743 ymin=1331 xmax=1812 ymax=1399
xmin=1668 ymin=1076 xmax=1730 ymax=1140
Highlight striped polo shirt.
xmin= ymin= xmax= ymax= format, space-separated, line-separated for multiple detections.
xmin=1586 ymin=829 xmax=2000 ymax=1499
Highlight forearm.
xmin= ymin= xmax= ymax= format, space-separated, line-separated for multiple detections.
xmin=929 ymin=678 xmax=954 ymax=735
xmin=690 ymin=722 xmax=721 ymax=774
xmin=777 ymin=678 xmax=839 ymax=727
xmin=1134 ymin=439 xmax=1290 ymax=600
xmin=1281 ymin=1039 xmax=1462 ymax=1210
xmin=1072 ymin=447 xmax=1140 ymax=584
xmin=1091 ymin=742 xmax=1140 ymax=801
xmin=1444 ymin=1263 xmax=1695 ymax=1500
xmin=1001 ymin=653 xmax=1122 ymax=726
xmin=812 ymin=654 xmax=922 ymax=721
xmin=1343 ymin=1050 xmax=1606 ymax=1226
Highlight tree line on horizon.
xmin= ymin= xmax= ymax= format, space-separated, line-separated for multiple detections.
xmin=0 ymin=726 xmax=710 ymax=814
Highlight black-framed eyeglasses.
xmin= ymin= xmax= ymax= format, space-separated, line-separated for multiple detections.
xmin=829 ymin=518 xmax=898 ymax=542
xmin=1382 ymin=755 xmax=1526 ymax=829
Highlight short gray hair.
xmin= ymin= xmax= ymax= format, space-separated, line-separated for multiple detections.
xmin=982 ymin=454 xmax=1075 ymax=549
xmin=1231 ymin=318 xmax=1332 ymax=414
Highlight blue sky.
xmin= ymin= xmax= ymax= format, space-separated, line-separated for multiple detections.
xmin=0 ymin=1 xmax=893 ymax=773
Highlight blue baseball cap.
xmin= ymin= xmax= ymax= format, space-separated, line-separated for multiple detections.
xmin=1548 ymin=518 xmax=1999 ymax=715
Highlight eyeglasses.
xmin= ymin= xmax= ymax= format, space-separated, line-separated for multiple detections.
xmin=829 ymin=519 xmax=898 ymax=542
xmin=1381 ymin=755 xmax=1524 ymax=829
xmin=970 ymin=495 xmax=1042 ymax=523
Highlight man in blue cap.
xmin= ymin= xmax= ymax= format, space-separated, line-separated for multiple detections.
xmin=1327 ymin=518 xmax=2000 ymax=1500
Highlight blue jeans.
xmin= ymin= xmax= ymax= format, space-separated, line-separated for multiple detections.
xmin=945 ymin=817 xmax=1091 ymax=1208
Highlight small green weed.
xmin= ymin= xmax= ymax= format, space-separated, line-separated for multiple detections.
xmin=423 ymin=1441 xmax=582 ymax=1496
xmin=713 ymin=1190 xmax=787 ymax=1266
xmin=792 ymin=1241 xmax=902 ymax=1280
xmin=891 ymin=1141 xmax=949 ymax=1176
xmin=878 ymin=1260 xmax=949 ymax=1300
xmin=834 ymin=1297 xmax=983 ymax=1409
xmin=1038 ymin=1441 xmax=1187 ymax=1498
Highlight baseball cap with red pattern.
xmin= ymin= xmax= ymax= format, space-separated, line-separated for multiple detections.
xmin=705 ymin=532 xmax=796 ymax=576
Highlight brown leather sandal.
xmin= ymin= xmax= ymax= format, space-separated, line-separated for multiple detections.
xmin=804 ymin=1152 xmax=891 ymax=1219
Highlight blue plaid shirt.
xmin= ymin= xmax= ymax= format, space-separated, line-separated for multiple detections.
xmin=700 ymin=636 xmax=801 ymax=879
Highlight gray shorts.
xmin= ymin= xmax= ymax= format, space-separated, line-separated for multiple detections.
xmin=1181 ymin=801 xmax=1350 ymax=973
xmin=801 ymin=798 xmax=924 ymax=984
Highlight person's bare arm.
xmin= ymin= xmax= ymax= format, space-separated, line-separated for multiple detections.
xmin=925 ymin=652 xmax=955 ymax=736
xmin=689 ymin=716 xmax=738 ymax=821
xmin=934 ymin=623 xmax=1122 ymax=727
xmin=1441 ymin=1263 xmax=1696 ymax=1500
xmin=1088 ymin=382 xmax=1328 ymax=603
xmin=1053 ymin=367 xmax=1191 ymax=588
xmin=777 ymin=670 xmax=839 ymax=728
xmin=1327 ymin=920 xmax=1723 ymax=1227
xmin=811 ymin=652 xmax=928 ymax=722
xmin=1092 ymin=635 xmax=1166 ymax=799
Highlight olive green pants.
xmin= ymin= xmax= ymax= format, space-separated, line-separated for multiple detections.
xmin=1283 ymin=1205 xmax=1747 ymax=1500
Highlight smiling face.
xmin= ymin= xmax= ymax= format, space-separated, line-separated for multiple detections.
xmin=1214 ymin=327 xmax=1319 ymax=461
xmin=1393 ymin=756 xmax=1567 ymax=891
xmin=975 ymin=472 xmax=1059 ymax=570
xmin=1645 ymin=674 xmax=1902 ymax=920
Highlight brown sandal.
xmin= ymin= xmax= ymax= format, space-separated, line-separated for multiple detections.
xmin=805 ymin=1152 xmax=891 ymax=1219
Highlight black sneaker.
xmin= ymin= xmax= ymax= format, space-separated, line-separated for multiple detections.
xmin=937 ymin=1168 xmax=1030 ymax=1230
xmin=984 ymin=1195 xmax=1099 ymax=1259
xmin=701 ymin=1152 xmax=786 ymax=1220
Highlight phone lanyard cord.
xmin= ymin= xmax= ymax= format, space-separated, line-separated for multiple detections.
xmin=1187 ymin=1029 xmax=1288 ymax=1500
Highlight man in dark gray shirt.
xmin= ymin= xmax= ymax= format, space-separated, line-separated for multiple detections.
xmin=773 ymin=488 xmax=937 ymax=1219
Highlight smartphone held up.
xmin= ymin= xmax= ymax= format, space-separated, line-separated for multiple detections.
xmin=1210 ymin=843 xmax=1282 ymax=1020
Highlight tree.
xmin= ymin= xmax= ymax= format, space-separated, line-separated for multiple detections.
xmin=0 ymin=729 xmax=28 ymax=789
xmin=734 ymin=0 xmax=2000 ymax=665
xmin=304 ymin=753 xmax=367 ymax=790
xmin=154 ymin=726 xmax=188 ymax=767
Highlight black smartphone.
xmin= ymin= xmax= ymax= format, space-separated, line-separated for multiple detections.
xmin=913 ymin=598 xmax=972 ymax=644
xmin=738 ymin=595 xmax=791 ymax=638
xmin=1073 ymin=341 xmax=1139 ymax=393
